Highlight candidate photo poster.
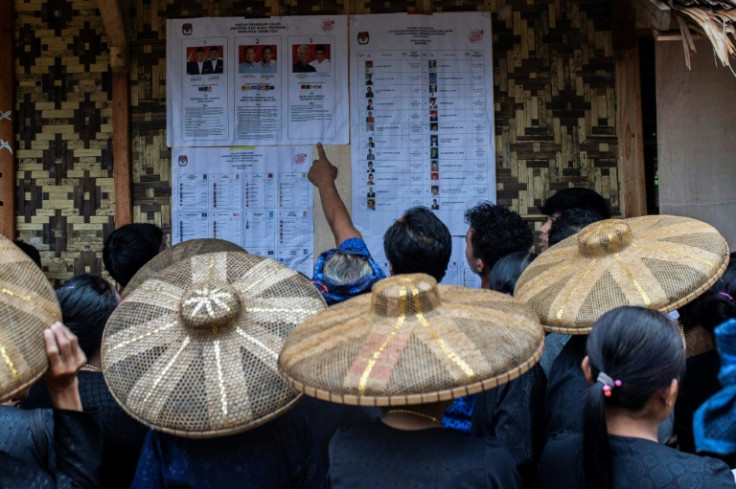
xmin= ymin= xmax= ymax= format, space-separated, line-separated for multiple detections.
xmin=348 ymin=12 xmax=496 ymax=286
xmin=167 ymin=16 xmax=349 ymax=147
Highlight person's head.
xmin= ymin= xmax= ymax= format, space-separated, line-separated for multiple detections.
xmin=103 ymin=223 xmax=164 ymax=288
xmin=547 ymin=207 xmax=606 ymax=248
xmin=297 ymin=44 xmax=310 ymax=64
xmin=431 ymin=162 xmax=438 ymax=171
xmin=432 ymin=199 xmax=437 ymax=205
xmin=208 ymin=47 xmax=219 ymax=61
xmin=712 ymin=251 xmax=736 ymax=299
xmin=539 ymin=188 xmax=610 ymax=251
xmin=195 ymin=47 xmax=205 ymax=62
xmin=383 ymin=207 xmax=451 ymax=282
xmin=367 ymin=199 xmax=376 ymax=210
xmin=431 ymin=185 xmax=439 ymax=195
xmin=368 ymin=186 xmax=373 ymax=193
xmin=244 ymin=46 xmax=256 ymax=64
xmin=367 ymin=111 xmax=372 ymax=117
xmin=368 ymin=136 xmax=374 ymax=142
xmin=56 ymin=274 xmax=119 ymax=359
xmin=261 ymin=46 xmax=273 ymax=63
xmin=464 ymin=202 xmax=533 ymax=283
xmin=678 ymin=290 xmax=736 ymax=342
xmin=366 ymin=86 xmax=372 ymax=93
xmin=489 ymin=251 xmax=537 ymax=295
xmin=315 ymin=45 xmax=326 ymax=62
xmin=13 ymin=240 xmax=41 ymax=268
xmin=430 ymin=97 xmax=436 ymax=104
xmin=581 ymin=306 xmax=685 ymax=489
xmin=368 ymin=174 xmax=374 ymax=183
xmin=368 ymin=99 xmax=372 ymax=105
xmin=323 ymin=253 xmax=373 ymax=286
xmin=368 ymin=161 xmax=373 ymax=168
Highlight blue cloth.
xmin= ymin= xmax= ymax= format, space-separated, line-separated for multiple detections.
xmin=131 ymin=409 xmax=324 ymax=489
xmin=694 ymin=318 xmax=736 ymax=454
xmin=442 ymin=395 xmax=475 ymax=433
xmin=311 ymin=238 xmax=385 ymax=305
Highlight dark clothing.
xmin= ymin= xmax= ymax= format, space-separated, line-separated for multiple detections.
xmin=0 ymin=409 xmax=102 ymax=489
xmin=545 ymin=334 xmax=587 ymax=438
xmin=131 ymin=408 xmax=324 ymax=489
xmin=204 ymin=59 xmax=223 ymax=74
xmin=0 ymin=406 xmax=53 ymax=467
xmin=472 ymin=364 xmax=547 ymax=487
xmin=186 ymin=61 xmax=202 ymax=75
xmin=293 ymin=62 xmax=316 ymax=73
xmin=327 ymin=422 xmax=521 ymax=488
xmin=294 ymin=396 xmax=380 ymax=465
xmin=536 ymin=432 xmax=735 ymax=489
xmin=676 ymin=350 xmax=722 ymax=453
xmin=22 ymin=371 xmax=148 ymax=489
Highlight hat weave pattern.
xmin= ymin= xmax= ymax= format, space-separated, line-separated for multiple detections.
xmin=515 ymin=216 xmax=729 ymax=334
xmin=279 ymin=274 xmax=544 ymax=406
xmin=0 ymin=239 xmax=61 ymax=402
xmin=102 ymin=251 xmax=326 ymax=438
xmin=122 ymin=238 xmax=246 ymax=299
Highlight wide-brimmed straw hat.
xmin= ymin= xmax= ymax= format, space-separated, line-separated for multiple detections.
xmin=122 ymin=238 xmax=246 ymax=299
xmin=279 ymin=273 xmax=544 ymax=406
xmin=515 ymin=216 xmax=729 ymax=334
xmin=0 ymin=238 xmax=61 ymax=402
xmin=101 ymin=251 xmax=326 ymax=438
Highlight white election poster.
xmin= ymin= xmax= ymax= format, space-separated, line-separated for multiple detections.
xmin=172 ymin=146 xmax=314 ymax=276
xmin=167 ymin=16 xmax=349 ymax=147
xmin=349 ymin=12 xmax=495 ymax=286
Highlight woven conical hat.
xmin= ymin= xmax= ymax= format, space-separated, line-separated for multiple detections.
xmin=279 ymin=274 xmax=544 ymax=407
xmin=0 ymin=238 xmax=61 ymax=402
xmin=122 ymin=238 xmax=246 ymax=299
xmin=101 ymin=251 xmax=326 ymax=438
xmin=514 ymin=216 xmax=729 ymax=334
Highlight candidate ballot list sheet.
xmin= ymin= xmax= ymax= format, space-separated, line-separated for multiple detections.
xmin=167 ymin=16 xmax=349 ymax=147
xmin=172 ymin=147 xmax=314 ymax=276
xmin=349 ymin=12 xmax=495 ymax=286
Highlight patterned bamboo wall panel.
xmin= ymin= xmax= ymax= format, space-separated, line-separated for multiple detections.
xmin=14 ymin=0 xmax=115 ymax=285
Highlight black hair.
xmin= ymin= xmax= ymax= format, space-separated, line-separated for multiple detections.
xmin=489 ymin=251 xmax=537 ymax=295
xmin=56 ymin=274 xmax=118 ymax=358
xmin=547 ymin=207 xmax=606 ymax=247
xmin=103 ymin=223 xmax=164 ymax=287
xmin=541 ymin=188 xmax=611 ymax=219
xmin=195 ymin=47 xmax=204 ymax=53
xmin=712 ymin=251 xmax=736 ymax=299
xmin=678 ymin=289 xmax=736 ymax=334
xmin=383 ymin=206 xmax=451 ymax=282
xmin=582 ymin=306 xmax=685 ymax=489
xmin=13 ymin=240 xmax=41 ymax=268
xmin=261 ymin=45 xmax=273 ymax=53
xmin=209 ymin=46 xmax=218 ymax=52
xmin=464 ymin=202 xmax=533 ymax=271
xmin=315 ymin=45 xmax=326 ymax=53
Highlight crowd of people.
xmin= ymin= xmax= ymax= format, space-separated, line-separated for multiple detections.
xmin=1 ymin=143 xmax=736 ymax=488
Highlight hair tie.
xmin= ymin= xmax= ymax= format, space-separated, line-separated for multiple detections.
xmin=597 ymin=371 xmax=622 ymax=397
xmin=719 ymin=292 xmax=734 ymax=302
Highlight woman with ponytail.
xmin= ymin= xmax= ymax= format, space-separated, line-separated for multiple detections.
xmin=536 ymin=306 xmax=735 ymax=489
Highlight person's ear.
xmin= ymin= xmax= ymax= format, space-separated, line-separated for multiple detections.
xmin=389 ymin=263 xmax=394 ymax=276
xmin=663 ymin=378 xmax=679 ymax=408
xmin=581 ymin=356 xmax=594 ymax=385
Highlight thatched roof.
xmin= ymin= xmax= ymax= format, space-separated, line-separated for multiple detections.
xmin=671 ymin=0 xmax=736 ymax=70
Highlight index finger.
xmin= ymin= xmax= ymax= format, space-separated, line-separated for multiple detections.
xmin=316 ymin=142 xmax=326 ymax=160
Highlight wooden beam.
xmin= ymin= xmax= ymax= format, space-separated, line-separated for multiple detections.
xmin=0 ymin=0 xmax=16 ymax=239
xmin=626 ymin=0 xmax=672 ymax=33
xmin=98 ymin=0 xmax=128 ymax=48
xmin=112 ymin=71 xmax=132 ymax=227
xmin=614 ymin=1 xmax=648 ymax=217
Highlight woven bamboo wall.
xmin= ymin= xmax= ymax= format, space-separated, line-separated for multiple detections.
xmin=15 ymin=0 xmax=115 ymax=284
xmin=15 ymin=0 xmax=618 ymax=284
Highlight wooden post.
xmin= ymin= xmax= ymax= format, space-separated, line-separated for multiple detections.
xmin=112 ymin=69 xmax=132 ymax=226
xmin=613 ymin=0 xmax=647 ymax=217
xmin=0 ymin=0 xmax=16 ymax=238
xmin=99 ymin=0 xmax=132 ymax=227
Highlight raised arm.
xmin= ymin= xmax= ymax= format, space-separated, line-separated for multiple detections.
xmin=309 ymin=143 xmax=361 ymax=246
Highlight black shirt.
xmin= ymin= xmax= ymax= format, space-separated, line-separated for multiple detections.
xmin=545 ymin=335 xmax=588 ymax=438
xmin=328 ymin=421 xmax=521 ymax=489
xmin=536 ymin=432 xmax=735 ymax=488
